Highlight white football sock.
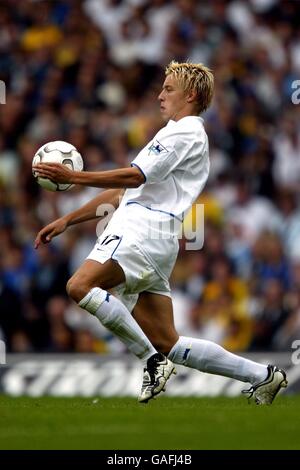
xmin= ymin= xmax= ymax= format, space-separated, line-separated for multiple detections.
xmin=168 ymin=336 xmax=268 ymax=384
xmin=79 ymin=287 xmax=157 ymax=365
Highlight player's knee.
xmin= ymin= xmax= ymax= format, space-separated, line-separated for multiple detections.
xmin=66 ymin=276 xmax=91 ymax=303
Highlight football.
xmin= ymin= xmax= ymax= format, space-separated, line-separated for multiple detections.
xmin=32 ymin=140 xmax=84 ymax=191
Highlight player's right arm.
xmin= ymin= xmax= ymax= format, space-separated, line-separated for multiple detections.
xmin=34 ymin=188 xmax=123 ymax=249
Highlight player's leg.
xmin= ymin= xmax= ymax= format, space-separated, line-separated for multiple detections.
xmin=67 ymin=258 xmax=125 ymax=302
xmin=167 ymin=335 xmax=287 ymax=404
xmin=133 ymin=291 xmax=179 ymax=355
xmin=131 ymin=291 xmax=177 ymax=401
xmin=133 ymin=293 xmax=287 ymax=403
xmin=67 ymin=259 xmax=175 ymax=402
xmin=67 ymin=259 xmax=158 ymax=363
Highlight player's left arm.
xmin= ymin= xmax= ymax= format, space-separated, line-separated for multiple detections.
xmin=34 ymin=188 xmax=125 ymax=248
xmin=32 ymin=163 xmax=145 ymax=188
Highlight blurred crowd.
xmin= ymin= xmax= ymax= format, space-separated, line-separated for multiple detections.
xmin=1 ymin=0 xmax=300 ymax=354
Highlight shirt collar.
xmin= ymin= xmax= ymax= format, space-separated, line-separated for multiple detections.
xmin=167 ymin=116 xmax=204 ymax=127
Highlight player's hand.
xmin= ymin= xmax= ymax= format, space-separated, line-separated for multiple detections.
xmin=33 ymin=163 xmax=75 ymax=183
xmin=34 ymin=217 xmax=68 ymax=249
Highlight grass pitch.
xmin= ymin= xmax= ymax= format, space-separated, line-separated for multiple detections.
xmin=0 ymin=395 xmax=299 ymax=450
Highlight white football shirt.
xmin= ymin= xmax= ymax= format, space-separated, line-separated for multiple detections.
xmin=119 ymin=115 xmax=210 ymax=233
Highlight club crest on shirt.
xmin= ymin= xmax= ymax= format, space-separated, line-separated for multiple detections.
xmin=148 ymin=139 xmax=168 ymax=156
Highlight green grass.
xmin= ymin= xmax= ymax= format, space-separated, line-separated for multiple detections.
xmin=0 ymin=396 xmax=299 ymax=449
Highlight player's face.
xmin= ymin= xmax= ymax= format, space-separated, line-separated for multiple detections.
xmin=158 ymin=74 xmax=190 ymax=122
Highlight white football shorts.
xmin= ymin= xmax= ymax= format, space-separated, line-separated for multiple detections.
xmin=86 ymin=207 xmax=179 ymax=312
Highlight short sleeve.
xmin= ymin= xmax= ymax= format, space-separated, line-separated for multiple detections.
xmin=131 ymin=127 xmax=199 ymax=184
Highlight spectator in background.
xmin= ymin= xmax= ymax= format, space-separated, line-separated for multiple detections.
xmin=273 ymin=115 xmax=300 ymax=191
xmin=227 ymin=176 xmax=281 ymax=247
xmin=251 ymin=231 xmax=291 ymax=291
xmin=189 ymin=255 xmax=253 ymax=352
xmin=276 ymin=189 xmax=300 ymax=261
xmin=250 ymin=278 xmax=290 ymax=351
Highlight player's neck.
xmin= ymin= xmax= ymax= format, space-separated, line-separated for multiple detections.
xmin=172 ymin=107 xmax=199 ymax=122
xmin=173 ymin=112 xmax=199 ymax=122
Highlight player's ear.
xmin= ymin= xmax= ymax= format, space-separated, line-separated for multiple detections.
xmin=186 ymin=90 xmax=197 ymax=103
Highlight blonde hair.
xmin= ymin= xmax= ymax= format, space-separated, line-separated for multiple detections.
xmin=165 ymin=61 xmax=214 ymax=114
